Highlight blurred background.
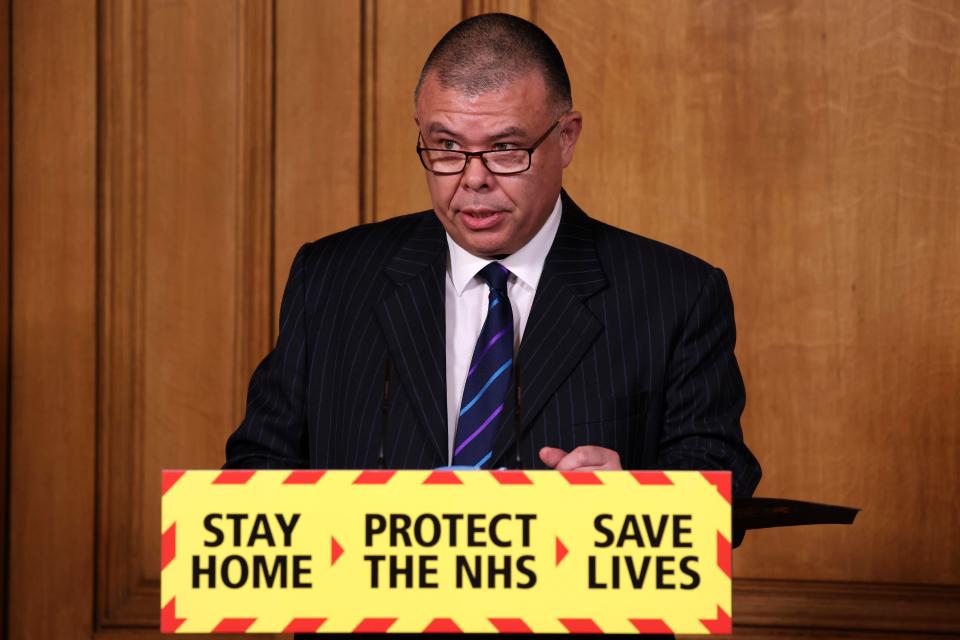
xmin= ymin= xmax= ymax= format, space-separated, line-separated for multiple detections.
xmin=1 ymin=0 xmax=957 ymax=638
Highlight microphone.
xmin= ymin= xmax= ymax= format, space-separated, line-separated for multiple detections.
xmin=514 ymin=362 xmax=522 ymax=469
xmin=379 ymin=358 xmax=391 ymax=469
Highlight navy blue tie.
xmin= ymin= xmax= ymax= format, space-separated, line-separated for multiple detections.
xmin=453 ymin=262 xmax=513 ymax=468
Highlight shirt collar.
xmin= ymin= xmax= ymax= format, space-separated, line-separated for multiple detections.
xmin=446 ymin=194 xmax=563 ymax=296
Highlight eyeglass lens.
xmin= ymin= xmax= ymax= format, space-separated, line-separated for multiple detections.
xmin=420 ymin=149 xmax=529 ymax=175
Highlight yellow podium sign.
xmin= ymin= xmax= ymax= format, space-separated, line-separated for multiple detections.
xmin=161 ymin=469 xmax=731 ymax=634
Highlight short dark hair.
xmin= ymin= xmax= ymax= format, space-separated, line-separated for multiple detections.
xmin=415 ymin=13 xmax=572 ymax=114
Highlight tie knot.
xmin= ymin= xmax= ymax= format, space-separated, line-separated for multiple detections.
xmin=478 ymin=262 xmax=510 ymax=293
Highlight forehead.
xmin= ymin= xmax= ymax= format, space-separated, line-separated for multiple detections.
xmin=416 ymin=72 xmax=551 ymax=138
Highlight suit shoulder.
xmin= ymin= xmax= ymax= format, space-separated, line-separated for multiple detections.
xmin=585 ymin=217 xmax=735 ymax=325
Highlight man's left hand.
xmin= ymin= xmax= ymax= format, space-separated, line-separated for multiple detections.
xmin=538 ymin=446 xmax=622 ymax=471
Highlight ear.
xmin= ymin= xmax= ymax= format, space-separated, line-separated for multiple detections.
xmin=558 ymin=111 xmax=583 ymax=168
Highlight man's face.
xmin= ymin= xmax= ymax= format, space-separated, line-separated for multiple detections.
xmin=415 ymin=72 xmax=581 ymax=257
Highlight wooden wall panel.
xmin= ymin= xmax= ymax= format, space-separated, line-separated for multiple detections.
xmin=463 ymin=0 xmax=533 ymax=20
xmin=273 ymin=0 xmax=362 ymax=316
xmin=98 ymin=0 xmax=149 ymax=624
xmin=538 ymin=0 xmax=960 ymax=590
xmin=0 ymin=0 xmax=9 ymax=630
xmin=368 ymin=0 xmax=461 ymax=221
xmin=9 ymin=1 xmax=97 ymax=638
xmin=97 ymin=0 xmax=276 ymax=628
xmin=138 ymin=0 xmax=274 ymax=583
xmin=4 ymin=2 xmax=959 ymax=639
xmin=729 ymin=0 xmax=960 ymax=586
xmin=275 ymin=0 xmax=361 ymax=315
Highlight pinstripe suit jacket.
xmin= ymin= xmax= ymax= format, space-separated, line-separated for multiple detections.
xmin=225 ymin=192 xmax=761 ymax=498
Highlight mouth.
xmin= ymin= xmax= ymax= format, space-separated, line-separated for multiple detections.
xmin=459 ymin=208 xmax=507 ymax=231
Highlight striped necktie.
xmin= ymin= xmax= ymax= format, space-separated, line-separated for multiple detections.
xmin=453 ymin=262 xmax=513 ymax=468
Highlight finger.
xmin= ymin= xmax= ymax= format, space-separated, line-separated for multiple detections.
xmin=554 ymin=446 xmax=622 ymax=471
xmin=553 ymin=446 xmax=601 ymax=471
xmin=539 ymin=446 xmax=568 ymax=468
xmin=572 ymin=462 xmax=623 ymax=471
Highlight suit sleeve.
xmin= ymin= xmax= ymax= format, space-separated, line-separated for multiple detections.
xmin=655 ymin=267 xmax=761 ymax=499
xmin=224 ymin=245 xmax=311 ymax=469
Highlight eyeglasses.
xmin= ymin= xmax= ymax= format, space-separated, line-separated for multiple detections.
xmin=416 ymin=119 xmax=561 ymax=176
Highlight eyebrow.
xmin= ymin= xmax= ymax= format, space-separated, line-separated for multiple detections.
xmin=425 ymin=123 xmax=529 ymax=141
xmin=489 ymin=126 xmax=528 ymax=140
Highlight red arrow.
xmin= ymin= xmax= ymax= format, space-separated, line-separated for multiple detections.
xmin=556 ymin=536 xmax=568 ymax=566
xmin=331 ymin=536 xmax=344 ymax=566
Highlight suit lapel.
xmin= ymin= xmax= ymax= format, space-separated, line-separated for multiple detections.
xmin=490 ymin=194 xmax=608 ymax=468
xmin=374 ymin=213 xmax=449 ymax=463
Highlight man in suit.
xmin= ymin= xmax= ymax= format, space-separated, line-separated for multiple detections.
xmin=225 ymin=13 xmax=760 ymax=498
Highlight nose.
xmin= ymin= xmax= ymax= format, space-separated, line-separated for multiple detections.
xmin=460 ymin=154 xmax=492 ymax=191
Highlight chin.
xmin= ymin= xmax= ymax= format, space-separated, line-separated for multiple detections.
xmin=466 ymin=236 xmax=512 ymax=257
xmin=465 ymin=245 xmax=503 ymax=258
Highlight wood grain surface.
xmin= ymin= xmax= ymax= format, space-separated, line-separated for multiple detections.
xmin=4 ymin=1 xmax=958 ymax=638
xmin=537 ymin=0 xmax=960 ymax=585
xmin=0 ymin=0 xmax=9 ymax=630
xmin=368 ymin=0 xmax=461 ymax=221
xmin=275 ymin=0 xmax=361 ymax=317
xmin=9 ymin=0 xmax=97 ymax=638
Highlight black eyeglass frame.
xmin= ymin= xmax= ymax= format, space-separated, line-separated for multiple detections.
xmin=415 ymin=119 xmax=562 ymax=176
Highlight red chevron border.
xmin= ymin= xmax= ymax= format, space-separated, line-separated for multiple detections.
xmin=161 ymin=523 xmax=176 ymax=570
xmin=559 ymin=618 xmax=603 ymax=633
xmin=353 ymin=470 xmax=396 ymax=484
xmin=213 ymin=470 xmax=255 ymax=485
xmin=212 ymin=617 xmax=256 ymax=633
xmin=282 ymin=618 xmax=327 ymax=633
xmin=630 ymin=618 xmax=673 ymax=634
xmin=353 ymin=617 xmax=397 ymax=632
xmin=700 ymin=606 xmax=732 ymax=634
xmin=283 ymin=470 xmax=326 ymax=484
xmin=162 ymin=470 xmax=186 ymax=495
xmin=423 ymin=470 xmax=462 ymax=484
xmin=560 ymin=471 xmax=603 ymax=485
xmin=630 ymin=471 xmax=673 ymax=485
xmin=488 ymin=617 xmax=533 ymax=633
xmin=423 ymin=617 xmax=462 ymax=632
xmin=160 ymin=597 xmax=185 ymax=633
xmin=700 ymin=471 xmax=731 ymax=504
xmin=717 ymin=531 xmax=732 ymax=578
xmin=491 ymin=470 xmax=533 ymax=484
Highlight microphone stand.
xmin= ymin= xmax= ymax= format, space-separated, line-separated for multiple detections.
xmin=379 ymin=358 xmax=390 ymax=469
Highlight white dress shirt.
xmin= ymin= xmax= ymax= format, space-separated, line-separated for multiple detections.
xmin=444 ymin=195 xmax=563 ymax=463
